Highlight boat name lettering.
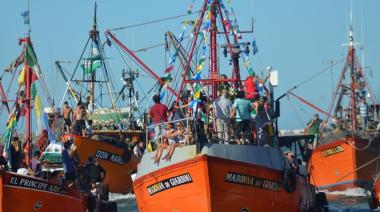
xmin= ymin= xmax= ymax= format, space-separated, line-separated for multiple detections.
xmin=7 ymin=176 xmax=67 ymax=195
xmin=147 ymin=173 xmax=193 ymax=196
xmin=95 ymin=149 xmax=124 ymax=165
xmin=225 ymin=172 xmax=280 ymax=192
xmin=321 ymin=145 xmax=344 ymax=157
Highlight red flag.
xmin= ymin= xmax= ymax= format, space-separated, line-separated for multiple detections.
xmin=165 ymin=65 xmax=174 ymax=73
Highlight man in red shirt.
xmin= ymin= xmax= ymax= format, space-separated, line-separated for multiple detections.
xmin=148 ymin=95 xmax=169 ymax=144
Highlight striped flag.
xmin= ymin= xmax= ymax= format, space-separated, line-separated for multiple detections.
xmin=81 ymin=40 xmax=102 ymax=74
xmin=81 ymin=58 xmax=101 ymax=74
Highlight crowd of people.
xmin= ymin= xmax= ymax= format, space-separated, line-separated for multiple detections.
xmin=146 ymin=75 xmax=275 ymax=163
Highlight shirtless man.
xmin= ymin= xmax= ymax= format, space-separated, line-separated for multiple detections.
xmin=62 ymin=101 xmax=73 ymax=134
xmin=73 ymin=102 xmax=86 ymax=135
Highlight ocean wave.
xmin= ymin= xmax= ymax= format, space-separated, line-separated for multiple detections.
xmin=109 ymin=193 xmax=136 ymax=201
xmin=109 ymin=193 xmax=138 ymax=212
xmin=323 ymin=187 xmax=367 ymax=197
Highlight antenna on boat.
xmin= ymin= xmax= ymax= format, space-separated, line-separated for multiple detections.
xmin=27 ymin=0 xmax=31 ymax=34
xmin=20 ymin=0 xmax=32 ymax=35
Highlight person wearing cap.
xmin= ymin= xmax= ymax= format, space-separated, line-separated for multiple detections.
xmin=306 ymin=114 xmax=322 ymax=149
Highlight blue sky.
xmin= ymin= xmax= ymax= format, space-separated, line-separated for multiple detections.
xmin=0 ymin=0 xmax=379 ymax=133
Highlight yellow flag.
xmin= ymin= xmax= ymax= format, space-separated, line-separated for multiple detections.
xmin=196 ymin=64 xmax=203 ymax=72
xmin=147 ymin=142 xmax=153 ymax=152
xmin=194 ymin=90 xmax=201 ymax=99
xmin=18 ymin=65 xmax=26 ymax=84
xmin=35 ymin=95 xmax=41 ymax=118
xmin=206 ymin=11 xmax=211 ymax=20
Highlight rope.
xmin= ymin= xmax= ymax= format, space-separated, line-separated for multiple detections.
xmin=336 ymin=153 xmax=380 ymax=183
xmin=346 ymin=138 xmax=373 ymax=151
xmin=109 ymin=11 xmax=200 ymax=31
xmin=286 ymin=96 xmax=306 ymax=128
xmin=291 ymin=57 xmax=345 ymax=91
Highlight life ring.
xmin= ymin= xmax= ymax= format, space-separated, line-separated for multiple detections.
xmin=281 ymin=169 xmax=297 ymax=193
xmin=367 ymin=189 xmax=378 ymax=209
xmin=122 ymin=149 xmax=131 ymax=163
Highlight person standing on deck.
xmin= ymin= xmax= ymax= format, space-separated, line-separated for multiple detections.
xmin=148 ymin=95 xmax=169 ymax=146
xmin=213 ymin=89 xmax=232 ymax=144
xmin=254 ymin=96 xmax=271 ymax=146
xmin=306 ymin=114 xmax=322 ymax=149
xmin=359 ymin=98 xmax=369 ymax=131
xmin=62 ymin=142 xmax=77 ymax=186
xmin=0 ymin=145 xmax=8 ymax=171
xmin=29 ymin=150 xmax=43 ymax=178
xmin=218 ymin=74 xmax=231 ymax=97
xmin=73 ymin=102 xmax=86 ymax=135
xmin=245 ymin=74 xmax=259 ymax=101
xmin=62 ymin=101 xmax=74 ymax=134
xmin=9 ymin=137 xmax=22 ymax=172
xmin=231 ymin=91 xmax=252 ymax=144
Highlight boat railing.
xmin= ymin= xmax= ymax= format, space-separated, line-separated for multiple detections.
xmin=145 ymin=117 xmax=193 ymax=148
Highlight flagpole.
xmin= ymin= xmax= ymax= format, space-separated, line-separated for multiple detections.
xmin=28 ymin=0 xmax=31 ymax=35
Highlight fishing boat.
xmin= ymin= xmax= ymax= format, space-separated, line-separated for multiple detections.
xmin=57 ymin=3 xmax=142 ymax=194
xmin=367 ymin=176 xmax=380 ymax=209
xmin=0 ymin=31 xmax=87 ymax=211
xmin=105 ymin=0 xmax=328 ymax=210
xmin=307 ymin=23 xmax=380 ymax=191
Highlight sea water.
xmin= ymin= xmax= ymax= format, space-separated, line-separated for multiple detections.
xmin=111 ymin=188 xmax=379 ymax=212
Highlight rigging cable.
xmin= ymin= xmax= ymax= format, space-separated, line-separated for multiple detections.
xmin=109 ymin=11 xmax=201 ymax=31
xmin=287 ymin=57 xmax=345 ymax=93
xmin=286 ymin=95 xmax=306 ymax=128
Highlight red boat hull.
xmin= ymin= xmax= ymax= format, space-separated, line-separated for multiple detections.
xmin=68 ymin=134 xmax=140 ymax=194
xmin=0 ymin=171 xmax=86 ymax=212
xmin=309 ymin=136 xmax=380 ymax=190
xmin=134 ymin=155 xmax=318 ymax=212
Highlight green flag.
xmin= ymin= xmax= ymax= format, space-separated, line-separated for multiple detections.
xmin=25 ymin=41 xmax=41 ymax=79
xmin=81 ymin=58 xmax=101 ymax=74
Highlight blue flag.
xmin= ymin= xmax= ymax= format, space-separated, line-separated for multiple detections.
xmin=252 ymin=40 xmax=258 ymax=55
xmin=21 ymin=10 xmax=29 ymax=25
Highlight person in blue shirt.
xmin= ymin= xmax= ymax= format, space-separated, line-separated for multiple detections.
xmin=231 ymin=91 xmax=252 ymax=144
xmin=62 ymin=141 xmax=76 ymax=186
